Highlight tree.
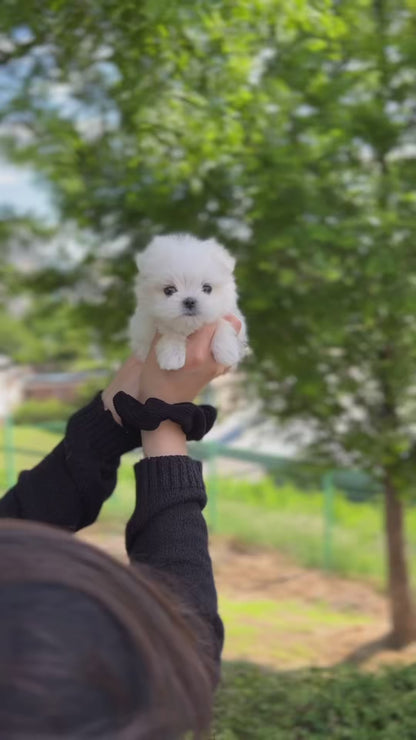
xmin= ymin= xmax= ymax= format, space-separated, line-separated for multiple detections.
xmin=1 ymin=0 xmax=416 ymax=646
xmin=0 ymin=212 xmax=99 ymax=365
xmin=239 ymin=0 xmax=416 ymax=648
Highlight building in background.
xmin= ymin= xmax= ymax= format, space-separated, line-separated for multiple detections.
xmin=0 ymin=357 xmax=108 ymax=416
xmin=23 ymin=370 xmax=106 ymax=403
xmin=0 ymin=356 xmax=30 ymax=418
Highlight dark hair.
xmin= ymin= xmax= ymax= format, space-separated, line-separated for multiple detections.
xmin=0 ymin=519 xmax=215 ymax=739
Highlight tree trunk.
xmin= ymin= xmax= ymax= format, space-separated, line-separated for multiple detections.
xmin=384 ymin=476 xmax=416 ymax=648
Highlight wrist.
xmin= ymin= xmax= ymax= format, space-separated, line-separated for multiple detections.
xmin=142 ymin=420 xmax=187 ymax=458
xmin=102 ymin=356 xmax=143 ymax=425
xmin=101 ymin=391 xmax=122 ymax=425
xmin=66 ymin=393 xmax=139 ymax=459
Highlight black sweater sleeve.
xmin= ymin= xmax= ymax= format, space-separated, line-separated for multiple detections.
xmin=126 ymin=456 xmax=224 ymax=676
xmin=0 ymin=394 xmax=139 ymax=529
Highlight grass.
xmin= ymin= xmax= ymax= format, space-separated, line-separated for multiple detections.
xmin=103 ymin=471 xmax=396 ymax=589
xmin=0 ymin=425 xmax=63 ymax=489
xmin=213 ymin=498 xmax=387 ymax=585
xmin=3 ymin=425 xmax=416 ymax=589
xmin=214 ymin=661 xmax=416 ymax=739
xmin=219 ymin=596 xmax=372 ymax=667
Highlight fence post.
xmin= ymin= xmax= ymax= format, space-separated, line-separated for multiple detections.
xmin=202 ymin=384 xmax=219 ymax=532
xmin=207 ymin=440 xmax=219 ymax=532
xmin=322 ymin=471 xmax=334 ymax=570
xmin=3 ymin=415 xmax=16 ymax=489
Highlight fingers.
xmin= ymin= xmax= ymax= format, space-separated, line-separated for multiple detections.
xmin=102 ymin=356 xmax=144 ymax=424
xmin=123 ymin=355 xmax=144 ymax=372
xmin=186 ymin=316 xmax=242 ymax=372
xmin=186 ymin=323 xmax=217 ymax=368
xmin=188 ymin=315 xmax=241 ymax=351
xmin=145 ymin=315 xmax=241 ymax=373
xmin=224 ymin=314 xmax=242 ymax=335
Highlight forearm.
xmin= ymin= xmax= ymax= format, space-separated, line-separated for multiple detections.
xmin=126 ymin=454 xmax=224 ymax=674
xmin=0 ymin=441 xmax=93 ymax=528
xmin=141 ymin=420 xmax=187 ymax=458
xmin=0 ymin=395 xmax=139 ymax=530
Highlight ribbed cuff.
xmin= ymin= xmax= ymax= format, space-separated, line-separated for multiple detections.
xmin=66 ymin=393 xmax=141 ymax=460
xmin=126 ymin=456 xmax=207 ymax=548
xmin=136 ymin=455 xmax=205 ymax=492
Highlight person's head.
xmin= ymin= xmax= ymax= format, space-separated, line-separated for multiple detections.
xmin=0 ymin=520 xmax=215 ymax=739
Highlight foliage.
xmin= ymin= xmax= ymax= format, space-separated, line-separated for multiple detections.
xmin=0 ymin=308 xmax=38 ymax=362
xmin=0 ymin=0 xmax=415 ymax=477
xmin=12 ymin=377 xmax=108 ymax=424
xmin=214 ymin=661 xmax=416 ymax=739
xmin=73 ymin=374 xmax=110 ymax=406
xmin=0 ymin=227 xmax=102 ymax=366
xmin=13 ymin=397 xmax=75 ymax=425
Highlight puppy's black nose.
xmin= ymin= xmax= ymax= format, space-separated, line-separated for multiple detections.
xmin=183 ymin=297 xmax=196 ymax=310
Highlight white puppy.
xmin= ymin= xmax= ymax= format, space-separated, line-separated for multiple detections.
xmin=129 ymin=233 xmax=248 ymax=370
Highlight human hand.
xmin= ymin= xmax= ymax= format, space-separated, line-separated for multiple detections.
xmin=102 ymin=356 xmax=143 ymax=425
xmin=138 ymin=315 xmax=242 ymax=405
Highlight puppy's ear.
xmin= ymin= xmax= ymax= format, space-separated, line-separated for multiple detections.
xmin=135 ymin=236 xmax=158 ymax=274
xmin=135 ymin=252 xmax=145 ymax=273
xmin=206 ymin=239 xmax=236 ymax=273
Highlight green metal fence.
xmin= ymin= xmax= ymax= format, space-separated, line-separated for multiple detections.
xmin=1 ymin=417 xmax=381 ymax=571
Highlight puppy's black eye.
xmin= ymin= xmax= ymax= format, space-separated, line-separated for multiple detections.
xmin=164 ymin=286 xmax=177 ymax=296
xmin=202 ymin=284 xmax=212 ymax=294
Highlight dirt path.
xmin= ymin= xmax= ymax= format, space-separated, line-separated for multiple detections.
xmin=80 ymin=528 xmax=416 ymax=671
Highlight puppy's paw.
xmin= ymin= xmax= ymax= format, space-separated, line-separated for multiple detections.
xmin=212 ymin=322 xmax=243 ymax=367
xmin=156 ymin=335 xmax=186 ymax=370
xmin=212 ymin=341 xmax=242 ymax=367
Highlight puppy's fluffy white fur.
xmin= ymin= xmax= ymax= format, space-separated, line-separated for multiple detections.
xmin=129 ymin=233 xmax=248 ymax=370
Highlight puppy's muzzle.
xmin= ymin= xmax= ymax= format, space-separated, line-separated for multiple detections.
xmin=182 ymin=297 xmax=198 ymax=315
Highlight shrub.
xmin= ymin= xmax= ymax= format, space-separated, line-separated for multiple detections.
xmin=74 ymin=375 xmax=110 ymax=406
xmin=214 ymin=661 xmax=416 ymax=739
xmin=13 ymin=375 xmax=109 ymax=427
xmin=13 ymin=397 xmax=75 ymax=425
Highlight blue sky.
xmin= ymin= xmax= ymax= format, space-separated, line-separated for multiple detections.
xmin=0 ymin=159 xmax=55 ymax=221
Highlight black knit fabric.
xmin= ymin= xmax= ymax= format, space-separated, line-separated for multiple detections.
xmin=0 ymin=394 xmax=138 ymax=530
xmin=113 ymin=391 xmax=217 ymax=441
xmin=0 ymin=393 xmax=223 ymax=679
xmin=68 ymin=392 xmax=142 ymax=457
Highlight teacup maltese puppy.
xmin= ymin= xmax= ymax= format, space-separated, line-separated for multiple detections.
xmin=129 ymin=233 xmax=248 ymax=370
